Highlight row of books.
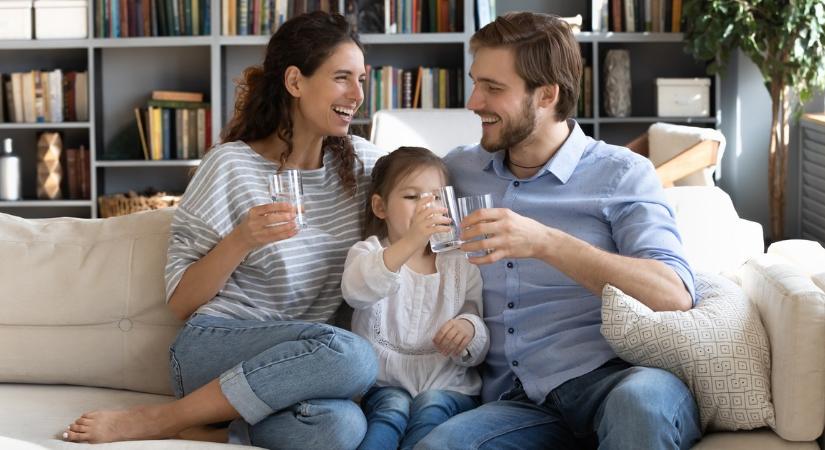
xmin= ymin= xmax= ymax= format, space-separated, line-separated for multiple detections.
xmin=0 ymin=71 xmax=89 ymax=124
xmin=95 ymin=0 xmax=212 ymax=37
xmin=346 ymin=0 xmax=463 ymax=34
xmin=63 ymin=146 xmax=92 ymax=200
xmin=592 ymin=0 xmax=683 ymax=33
xmin=222 ymin=0 xmax=337 ymax=35
xmin=134 ymin=92 xmax=212 ymax=160
xmin=359 ymin=65 xmax=462 ymax=117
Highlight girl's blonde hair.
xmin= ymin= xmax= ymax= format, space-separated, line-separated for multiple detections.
xmin=363 ymin=147 xmax=448 ymax=240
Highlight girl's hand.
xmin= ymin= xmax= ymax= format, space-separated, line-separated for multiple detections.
xmin=232 ymin=202 xmax=299 ymax=252
xmin=405 ymin=195 xmax=452 ymax=247
xmin=433 ymin=318 xmax=475 ymax=357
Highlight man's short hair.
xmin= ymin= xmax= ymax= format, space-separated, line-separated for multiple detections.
xmin=470 ymin=12 xmax=582 ymax=121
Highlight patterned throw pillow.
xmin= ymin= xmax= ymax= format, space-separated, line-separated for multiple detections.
xmin=600 ymin=273 xmax=775 ymax=432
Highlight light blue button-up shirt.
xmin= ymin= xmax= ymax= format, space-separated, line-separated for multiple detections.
xmin=445 ymin=120 xmax=695 ymax=404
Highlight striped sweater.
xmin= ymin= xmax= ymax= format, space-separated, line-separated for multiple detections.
xmin=165 ymin=136 xmax=385 ymax=322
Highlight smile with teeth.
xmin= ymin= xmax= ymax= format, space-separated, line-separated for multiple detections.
xmin=332 ymin=106 xmax=355 ymax=118
xmin=480 ymin=115 xmax=500 ymax=124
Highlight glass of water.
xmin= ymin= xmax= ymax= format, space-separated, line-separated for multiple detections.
xmin=458 ymin=194 xmax=494 ymax=258
xmin=270 ymin=170 xmax=307 ymax=229
xmin=427 ymin=185 xmax=462 ymax=253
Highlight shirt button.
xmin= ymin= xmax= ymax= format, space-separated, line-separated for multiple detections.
xmin=506 ymin=262 xmax=513 ymax=269
xmin=507 ymin=302 xmax=514 ymax=308
xmin=508 ymin=328 xmax=514 ymax=334
xmin=512 ymin=360 xmax=519 ymax=367
xmin=513 ymin=181 xmax=520 ymax=187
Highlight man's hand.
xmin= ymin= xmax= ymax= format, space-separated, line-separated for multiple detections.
xmin=433 ymin=318 xmax=475 ymax=357
xmin=459 ymin=207 xmax=551 ymax=264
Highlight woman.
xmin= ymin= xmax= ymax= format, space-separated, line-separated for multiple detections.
xmin=64 ymin=11 xmax=384 ymax=449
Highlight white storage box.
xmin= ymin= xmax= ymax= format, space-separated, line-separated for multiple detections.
xmin=34 ymin=0 xmax=87 ymax=39
xmin=656 ymin=78 xmax=711 ymax=117
xmin=0 ymin=1 xmax=33 ymax=39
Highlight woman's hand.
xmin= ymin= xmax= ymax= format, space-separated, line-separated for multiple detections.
xmin=433 ymin=318 xmax=475 ymax=357
xmin=232 ymin=202 xmax=300 ymax=252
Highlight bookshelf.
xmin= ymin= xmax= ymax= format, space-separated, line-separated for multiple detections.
xmin=0 ymin=0 xmax=718 ymax=219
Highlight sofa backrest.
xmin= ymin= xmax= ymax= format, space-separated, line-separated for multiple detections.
xmin=0 ymin=208 xmax=180 ymax=395
xmin=370 ymin=108 xmax=481 ymax=157
xmin=664 ymin=186 xmax=764 ymax=275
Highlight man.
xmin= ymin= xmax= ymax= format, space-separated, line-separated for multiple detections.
xmin=416 ymin=12 xmax=701 ymax=450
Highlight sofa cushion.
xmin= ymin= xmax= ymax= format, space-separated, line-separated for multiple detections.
xmin=0 ymin=209 xmax=181 ymax=395
xmin=600 ymin=273 xmax=775 ymax=432
xmin=767 ymin=239 xmax=825 ymax=292
xmin=0 ymin=384 xmax=257 ymax=449
xmin=737 ymin=254 xmax=825 ymax=442
xmin=664 ymin=186 xmax=764 ymax=275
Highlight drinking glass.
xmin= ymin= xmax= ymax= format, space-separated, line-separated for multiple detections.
xmin=270 ymin=170 xmax=307 ymax=229
xmin=427 ymin=185 xmax=462 ymax=253
xmin=458 ymin=194 xmax=494 ymax=258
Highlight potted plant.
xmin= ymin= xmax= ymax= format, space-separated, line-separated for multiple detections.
xmin=682 ymin=0 xmax=825 ymax=240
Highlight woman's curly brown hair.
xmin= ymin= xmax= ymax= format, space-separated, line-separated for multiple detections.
xmin=221 ymin=11 xmax=364 ymax=195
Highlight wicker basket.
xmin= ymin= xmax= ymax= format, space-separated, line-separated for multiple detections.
xmin=98 ymin=191 xmax=182 ymax=218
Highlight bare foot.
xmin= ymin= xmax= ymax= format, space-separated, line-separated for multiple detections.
xmin=176 ymin=425 xmax=229 ymax=443
xmin=63 ymin=405 xmax=176 ymax=444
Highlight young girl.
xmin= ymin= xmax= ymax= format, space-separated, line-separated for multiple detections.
xmin=342 ymin=147 xmax=490 ymax=450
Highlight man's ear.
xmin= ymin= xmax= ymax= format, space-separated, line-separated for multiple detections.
xmin=284 ymin=66 xmax=303 ymax=98
xmin=371 ymin=194 xmax=387 ymax=219
xmin=536 ymin=84 xmax=559 ymax=109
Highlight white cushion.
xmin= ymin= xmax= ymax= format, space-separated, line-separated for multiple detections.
xmin=0 ymin=384 xmax=256 ymax=449
xmin=767 ymin=239 xmax=825 ymax=292
xmin=0 ymin=209 xmax=182 ymax=395
xmin=370 ymin=108 xmax=482 ymax=156
xmin=737 ymin=254 xmax=825 ymax=441
xmin=601 ymin=273 xmax=775 ymax=432
xmin=664 ymin=186 xmax=764 ymax=275
xmin=648 ymin=122 xmax=726 ymax=186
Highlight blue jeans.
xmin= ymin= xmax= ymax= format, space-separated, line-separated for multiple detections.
xmin=359 ymin=386 xmax=479 ymax=450
xmin=169 ymin=314 xmax=378 ymax=450
xmin=415 ymin=358 xmax=701 ymax=450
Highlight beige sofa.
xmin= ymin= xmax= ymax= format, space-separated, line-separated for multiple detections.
xmin=0 ymin=186 xmax=823 ymax=450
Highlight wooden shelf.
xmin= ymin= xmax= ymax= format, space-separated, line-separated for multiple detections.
xmin=96 ymin=160 xmax=202 ymax=167
xmin=0 ymin=200 xmax=92 ymax=207
xmin=0 ymin=122 xmax=91 ymax=129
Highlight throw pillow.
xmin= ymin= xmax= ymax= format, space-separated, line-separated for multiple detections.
xmin=600 ymin=273 xmax=775 ymax=432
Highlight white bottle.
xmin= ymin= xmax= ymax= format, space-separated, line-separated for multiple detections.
xmin=0 ymin=138 xmax=22 ymax=201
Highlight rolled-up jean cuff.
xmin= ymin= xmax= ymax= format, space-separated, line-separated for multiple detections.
xmin=219 ymin=363 xmax=273 ymax=425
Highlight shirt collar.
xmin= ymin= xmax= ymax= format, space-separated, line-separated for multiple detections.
xmin=482 ymin=119 xmax=588 ymax=184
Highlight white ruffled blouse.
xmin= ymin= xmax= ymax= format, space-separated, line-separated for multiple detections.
xmin=342 ymin=236 xmax=490 ymax=397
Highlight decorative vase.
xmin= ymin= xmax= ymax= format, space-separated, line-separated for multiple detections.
xmin=37 ymin=132 xmax=62 ymax=200
xmin=604 ymin=49 xmax=632 ymax=117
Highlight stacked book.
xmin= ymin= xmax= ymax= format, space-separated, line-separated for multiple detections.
xmin=358 ymin=65 xmax=463 ymax=118
xmin=135 ymin=91 xmax=211 ymax=161
xmin=0 ymin=70 xmax=88 ymax=124
xmin=95 ymin=0 xmax=211 ymax=37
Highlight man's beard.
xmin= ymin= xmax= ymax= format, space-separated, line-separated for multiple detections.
xmin=480 ymin=95 xmax=536 ymax=152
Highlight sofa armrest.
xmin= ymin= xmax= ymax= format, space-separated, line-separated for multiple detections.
xmin=737 ymin=254 xmax=825 ymax=441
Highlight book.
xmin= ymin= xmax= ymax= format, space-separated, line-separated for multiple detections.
xmin=146 ymin=99 xmax=209 ymax=108
xmin=672 ymin=0 xmax=682 ymax=32
xmin=78 ymin=146 xmax=90 ymax=199
xmin=134 ymin=107 xmax=150 ymax=160
xmin=75 ymin=72 xmax=88 ymax=121
xmin=64 ymin=147 xmax=80 ymax=199
xmin=151 ymin=90 xmax=204 ymax=102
